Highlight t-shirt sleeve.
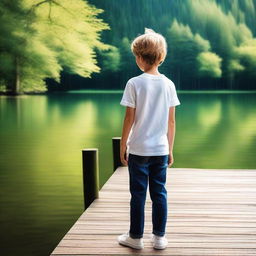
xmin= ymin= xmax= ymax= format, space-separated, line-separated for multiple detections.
xmin=120 ymin=80 xmax=136 ymax=108
xmin=168 ymin=82 xmax=181 ymax=107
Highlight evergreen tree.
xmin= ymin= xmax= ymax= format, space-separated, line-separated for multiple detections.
xmin=87 ymin=0 xmax=256 ymax=90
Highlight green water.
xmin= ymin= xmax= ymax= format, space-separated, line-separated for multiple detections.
xmin=0 ymin=91 xmax=255 ymax=256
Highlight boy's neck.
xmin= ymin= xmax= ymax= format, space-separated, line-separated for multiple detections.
xmin=143 ymin=66 xmax=161 ymax=76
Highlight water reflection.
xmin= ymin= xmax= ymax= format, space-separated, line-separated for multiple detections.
xmin=174 ymin=92 xmax=256 ymax=168
xmin=0 ymin=91 xmax=255 ymax=256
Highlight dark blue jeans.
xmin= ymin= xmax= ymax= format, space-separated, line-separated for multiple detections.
xmin=128 ymin=153 xmax=169 ymax=239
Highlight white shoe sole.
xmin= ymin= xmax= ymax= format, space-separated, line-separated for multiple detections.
xmin=118 ymin=239 xmax=144 ymax=250
xmin=153 ymin=244 xmax=167 ymax=250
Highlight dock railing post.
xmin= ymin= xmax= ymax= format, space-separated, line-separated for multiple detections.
xmin=82 ymin=148 xmax=99 ymax=210
xmin=112 ymin=137 xmax=123 ymax=172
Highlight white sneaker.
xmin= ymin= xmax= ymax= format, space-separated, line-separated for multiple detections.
xmin=117 ymin=231 xmax=144 ymax=249
xmin=151 ymin=234 xmax=168 ymax=249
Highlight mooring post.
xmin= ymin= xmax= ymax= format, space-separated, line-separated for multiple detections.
xmin=82 ymin=148 xmax=99 ymax=210
xmin=112 ymin=137 xmax=123 ymax=172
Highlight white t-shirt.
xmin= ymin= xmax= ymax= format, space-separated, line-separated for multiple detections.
xmin=120 ymin=72 xmax=181 ymax=156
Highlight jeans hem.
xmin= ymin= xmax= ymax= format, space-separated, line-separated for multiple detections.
xmin=129 ymin=232 xmax=143 ymax=239
xmin=152 ymin=230 xmax=165 ymax=237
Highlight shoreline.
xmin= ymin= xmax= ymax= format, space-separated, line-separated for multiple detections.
xmin=1 ymin=89 xmax=256 ymax=96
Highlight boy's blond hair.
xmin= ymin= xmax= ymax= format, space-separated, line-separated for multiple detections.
xmin=131 ymin=28 xmax=167 ymax=66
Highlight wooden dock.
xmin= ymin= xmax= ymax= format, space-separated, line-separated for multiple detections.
xmin=51 ymin=167 xmax=256 ymax=256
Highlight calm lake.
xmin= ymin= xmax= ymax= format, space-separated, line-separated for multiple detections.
xmin=0 ymin=90 xmax=256 ymax=256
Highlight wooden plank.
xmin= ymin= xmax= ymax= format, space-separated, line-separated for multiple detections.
xmin=52 ymin=247 xmax=256 ymax=256
xmin=51 ymin=167 xmax=256 ymax=256
xmin=63 ymin=233 xmax=256 ymax=240
xmin=58 ymin=239 xmax=256 ymax=248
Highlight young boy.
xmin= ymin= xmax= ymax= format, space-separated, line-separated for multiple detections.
xmin=117 ymin=28 xmax=180 ymax=250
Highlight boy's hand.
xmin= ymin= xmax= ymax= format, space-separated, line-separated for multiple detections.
xmin=168 ymin=152 xmax=174 ymax=167
xmin=120 ymin=145 xmax=128 ymax=166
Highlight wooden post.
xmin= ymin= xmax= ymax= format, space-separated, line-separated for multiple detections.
xmin=112 ymin=137 xmax=123 ymax=172
xmin=82 ymin=148 xmax=99 ymax=210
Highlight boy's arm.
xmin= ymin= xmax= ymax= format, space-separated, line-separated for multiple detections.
xmin=120 ymin=106 xmax=136 ymax=166
xmin=167 ymin=106 xmax=176 ymax=166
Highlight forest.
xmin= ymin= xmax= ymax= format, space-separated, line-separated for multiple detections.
xmin=1 ymin=0 xmax=256 ymax=93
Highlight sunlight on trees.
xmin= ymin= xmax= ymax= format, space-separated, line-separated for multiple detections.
xmin=166 ymin=18 xmax=221 ymax=82
xmin=1 ymin=0 xmax=256 ymax=92
xmin=197 ymin=52 xmax=222 ymax=78
xmin=233 ymin=40 xmax=256 ymax=77
xmin=0 ymin=0 xmax=111 ymax=94
xmin=185 ymin=0 xmax=256 ymax=79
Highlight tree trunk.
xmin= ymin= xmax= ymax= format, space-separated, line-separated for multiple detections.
xmin=14 ymin=56 xmax=21 ymax=94
xmin=6 ymin=56 xmax=21 ymax=95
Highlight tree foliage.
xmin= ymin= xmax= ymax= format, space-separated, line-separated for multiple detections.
xmin=0 ymin=0 xmax=111 ymax=93
xmin=87 ymin=0 xmax=256 ymax=89
xmin=197 ymin=52 xmax=222 ymax=78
